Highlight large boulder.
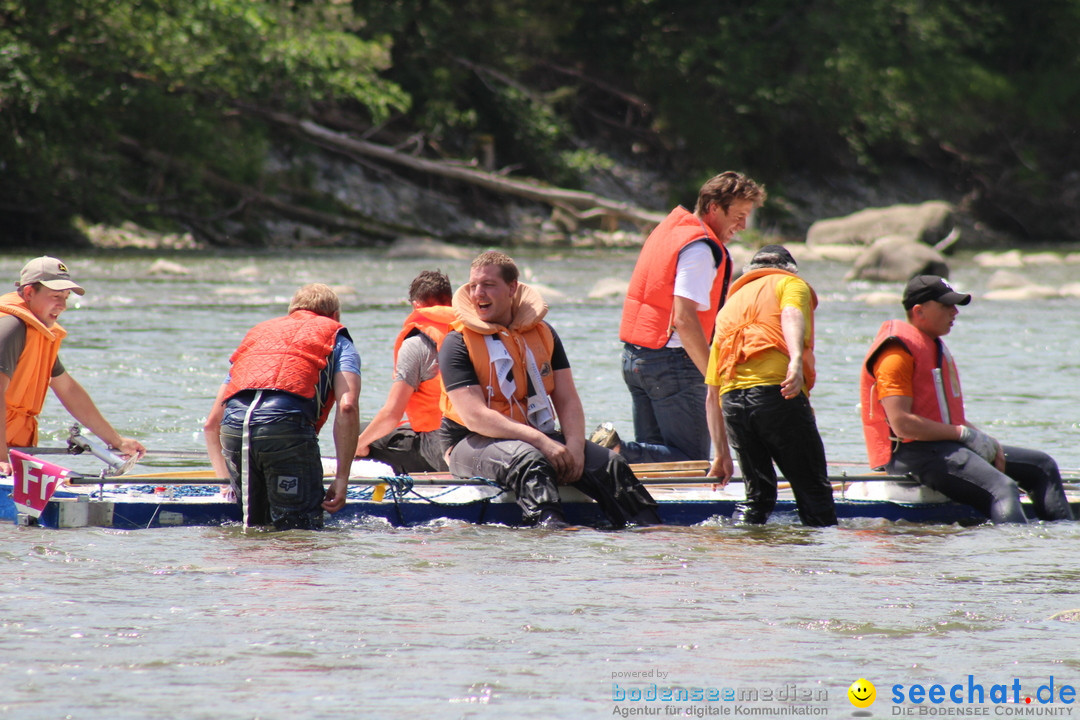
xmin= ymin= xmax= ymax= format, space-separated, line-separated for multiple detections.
xmin=806 ymin=201 xmax=954 ymax=248
xmin=844 ymin=236 xmax=950 ymax=282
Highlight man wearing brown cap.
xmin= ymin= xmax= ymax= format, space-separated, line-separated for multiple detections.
xmin=704 ymin=245 xmax=836 ymax=526
xmin=0 ymin=256 xmax=146 ymax=475
xmin=859 ymin=274 xmax=1073 ymax=523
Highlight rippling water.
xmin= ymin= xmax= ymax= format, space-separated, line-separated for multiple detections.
xmin=3 ymin=248 xmax=1080 ymax=719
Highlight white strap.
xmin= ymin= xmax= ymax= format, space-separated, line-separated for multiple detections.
xmin=482 ymin=334 xmax=556 ymax=432
xmin=240 ymin=389 xmax=263 ymax=529
xmin=931 ymin=368 xmax=951 ymax=425
xmin=483 ymin=335 xmax=517 ymax=402
xmin=523 ymin=344 xmax=556 ymax=433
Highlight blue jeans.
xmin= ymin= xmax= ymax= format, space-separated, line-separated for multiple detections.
xmin=888 ymin=441 xmax=1074 ymax=523
xmin=221 ymin=417 xmax=327 ymax=530
xmin=620 ymin=344 xmax=710 ymax=463
xmin=722 ymin=385 xmax=836 ymax=526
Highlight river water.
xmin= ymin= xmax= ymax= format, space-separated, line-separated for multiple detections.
xmin=3 ymin=247 xmax=1080 ymax=720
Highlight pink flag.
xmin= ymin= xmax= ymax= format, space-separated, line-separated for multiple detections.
xmin=10 ymin=450 xmax=73 ymax=518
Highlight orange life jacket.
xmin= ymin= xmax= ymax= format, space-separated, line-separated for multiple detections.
xmin=619 ymin=206 xmax=731 ymax=349
xmin=394 ymin=305 xmax=455 ymax=433
xmin=860 ymin=319 xmax=966 ymax=468
xmin=441 ymin=283 xmax=556 ymax=428
xmin=223 ymin=310 xmax=344 ymax=431
xmin=0 ymin=292 xmax=66 ymax=447
xmin=710 ymin=268 xmax=817 ymax=392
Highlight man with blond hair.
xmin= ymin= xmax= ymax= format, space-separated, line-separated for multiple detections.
xmin=205 ymin=283 xmax=361 ymax=529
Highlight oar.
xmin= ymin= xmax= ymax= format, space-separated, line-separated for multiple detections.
xmin=67 ymin=475 xmax=229 ymax=486
xmin=16 ymin=447 xmax=209 ymax=460
xmin=119 ymin=470 xmax=221 ymax=480
xmin=630 ymin=460 xmax=711 ymax=476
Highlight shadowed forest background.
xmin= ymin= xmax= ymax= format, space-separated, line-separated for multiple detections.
xmin=2 ymin=0 xmax=1078 ymax=248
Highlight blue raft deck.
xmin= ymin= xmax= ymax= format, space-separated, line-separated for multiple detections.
xmin=4 ymin=458 xmax=1072 ymax=529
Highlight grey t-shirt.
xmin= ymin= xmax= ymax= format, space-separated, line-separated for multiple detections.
xmin=393 ymin=331 xmax=439 ymax=389
xmin=0 ymin=315 xmax=65 ymax=378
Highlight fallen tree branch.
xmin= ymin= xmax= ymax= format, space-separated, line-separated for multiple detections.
xmin=297 ymin=119 xmax=667 ymax=227
xmin=118 ymin=136 xmax=419 ymax=242
xmin=246 ymin=107 xmax=667 ymax=229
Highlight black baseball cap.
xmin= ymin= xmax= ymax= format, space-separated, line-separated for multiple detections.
xmin=750 ymin=244 xmax=797 ymax=269
xmin=902 ymin=275 xmax=971 ymax=310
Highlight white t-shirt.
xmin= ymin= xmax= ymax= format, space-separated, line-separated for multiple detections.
xmin=667 ymin=240 xmax=718 ymax=348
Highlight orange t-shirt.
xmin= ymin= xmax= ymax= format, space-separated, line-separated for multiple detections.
xmin=871 ymin=342 xmax=915 ymax=399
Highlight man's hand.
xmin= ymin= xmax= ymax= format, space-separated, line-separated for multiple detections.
xmin=959 ymin=426 xmax=1000 ymax=465
xmin=707 ymin=453 xmax=734 ymax=487
xmin=537 ymin=435 xmax=584 ymax=485
xmin=114 ymin=436 xmax=146 ymax=459
xmin=322 ymin=478 xmax=348 ymax=513
xmin=780 ymin=359 xmax=804 ymax=400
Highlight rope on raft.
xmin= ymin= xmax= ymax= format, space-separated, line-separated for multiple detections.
xmin=91 ymin=484 xmax=223 ymax=499
xmin=341 ymin=475 xmax=509 ymax=527
xmin=346 ymin=475 xmax=509 ymax=505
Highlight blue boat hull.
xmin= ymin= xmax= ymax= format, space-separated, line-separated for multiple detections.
xmin=1 ymin=482 xmax=1006 ymax=529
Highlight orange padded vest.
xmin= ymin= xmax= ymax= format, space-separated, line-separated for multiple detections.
xmin=860 ymin=319 xmax=966 ymax=469
xmin=393 ymin=305 xmax=455 ymax=433
xmin=441 ymin=322 xmax=556 ymax=428
xmin=710 ymin=268 xmax=817 ymax=393
xmin=0 ymin=292 xmax=66 ymax=447
xmin=619 ymin=206 xmax=731 ymax=348
xmin=223 ymin=310 xmax=344 ymax=431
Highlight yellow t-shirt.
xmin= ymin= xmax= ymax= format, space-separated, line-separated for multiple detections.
xmin=710 ymin=275 xmax=813 ymax=394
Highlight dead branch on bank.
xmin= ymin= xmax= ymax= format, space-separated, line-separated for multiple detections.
xmin=118 ymin=137 xmax=422 ymax=243
xmin=250 ymin=108 xmax=667 ymax=230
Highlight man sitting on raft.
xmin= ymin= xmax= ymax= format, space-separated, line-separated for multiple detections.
xmin=860 ymin=275 xmax=1073 ymax=523
xmin=439 ymin=251 xmax=660 ymax=529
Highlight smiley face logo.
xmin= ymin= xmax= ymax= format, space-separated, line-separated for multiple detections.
xmin=847 ymin=678 xmax=876 ymax=708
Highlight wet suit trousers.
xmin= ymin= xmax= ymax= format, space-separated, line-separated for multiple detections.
xmin=366 ymin=426 xmax=448 ymax=475
xmin=888 ymin=441 xmax=1074 ymax=524
xmin=722 ymin=386 xmax=837 ymax=527
xmin=447 ymin=431 xmax=660 ymax=527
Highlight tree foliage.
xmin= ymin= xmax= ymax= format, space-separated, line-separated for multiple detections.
xmin=0 ymin=0 xmax=407 ymax=242
xmin=2 ymin=0 xmax=1078 ymax=244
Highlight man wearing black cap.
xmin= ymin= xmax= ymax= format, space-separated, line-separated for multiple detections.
xmin=859 ymin=275 xmax=1073 ymax=523
xmin=0 ymin=256 xmax=146 ymax=476
xmin=703 ymin=245 xmax=836 ymax=526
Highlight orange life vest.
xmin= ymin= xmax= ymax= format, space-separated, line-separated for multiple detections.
xmin=0 ymin=292 xmax=66 ymax=447
xmin=619 ymin=206 xmax=731 ymax=349
xmin=394 ymin=305 xmax=455 ymax=433
xmin=860 ymin=319 xmax=966 ymax=469
xmin=223 ymin=310 xmax=344 ymax=431
xmin=710 ymin=268 xmax=817 ymax=392
xmin=441 ymin=321 xmax=556 ymax=428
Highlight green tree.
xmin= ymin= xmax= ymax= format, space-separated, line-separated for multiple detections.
xmin=0 ymin=0 xmax=408 ymax=244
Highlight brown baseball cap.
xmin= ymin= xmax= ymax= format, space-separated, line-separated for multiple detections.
xmin=17 ymin=256 xmax=86 ymax=295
